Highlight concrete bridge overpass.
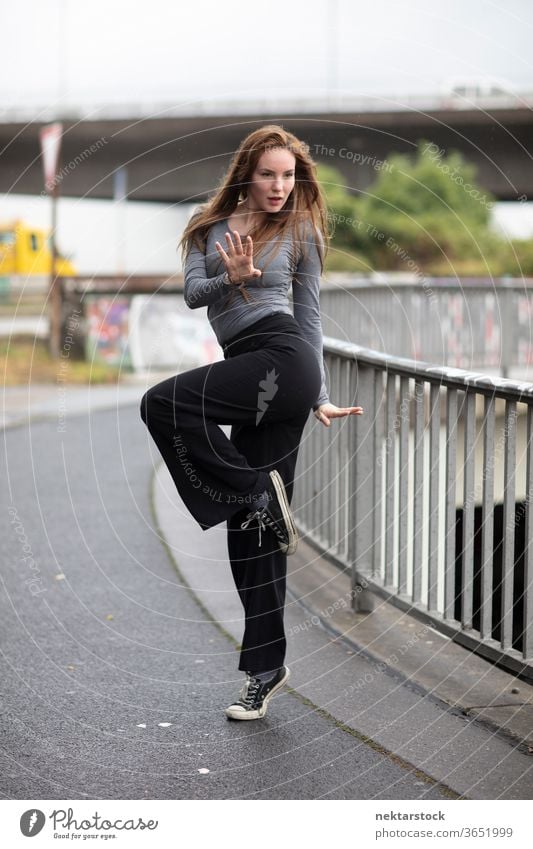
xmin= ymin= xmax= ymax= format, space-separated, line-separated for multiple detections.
xmin=1 ymin=93 xmax=532 ymax=203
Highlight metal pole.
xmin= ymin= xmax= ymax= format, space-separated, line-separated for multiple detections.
xmin=49 ymin=180 xmax=60 ymax=358
xmin=114 ymin=166 xmax=128 ymax=275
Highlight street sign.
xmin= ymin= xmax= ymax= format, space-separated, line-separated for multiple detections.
xmin=39 ymin=122 xmax=63 ymax=194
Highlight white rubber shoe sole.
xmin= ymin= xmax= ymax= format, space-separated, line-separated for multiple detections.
xmin=269 ymin=470 xmax=298 ymax=555
xmin=225 ymin=665 xmax=291 ymax=720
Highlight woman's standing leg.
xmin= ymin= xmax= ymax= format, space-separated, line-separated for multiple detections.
xmin=227 ymin=410 xmax=310 ymax=673
xmin=140 ymin=314 xmax=320 ymax=675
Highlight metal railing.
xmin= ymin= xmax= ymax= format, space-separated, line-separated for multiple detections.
xmin=293 ymin=338 xmax=533 ymax=679
xmin=318 ymin=278 xmax=533 ymax=378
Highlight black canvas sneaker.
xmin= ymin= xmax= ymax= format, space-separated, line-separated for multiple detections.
xmin=240 ymin=469 xmax=298 ymax=554
xmin=225 ymin=665 xmax=291 ymax=720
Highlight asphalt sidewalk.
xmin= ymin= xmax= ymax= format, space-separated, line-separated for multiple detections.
xmin=154 ymin=458 xmax=533 ymax=799
xmin=2 ymin=378 xmax=532 ymax=798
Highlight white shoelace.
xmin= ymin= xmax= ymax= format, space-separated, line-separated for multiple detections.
xmin=239 ymin=677 xmax=262 ymax=707
xmin=240 ymin=509 xmax=268 ymax=547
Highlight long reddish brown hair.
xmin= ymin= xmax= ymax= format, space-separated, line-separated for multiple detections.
xmin=178 ymin=124 xmax=331 ymax=306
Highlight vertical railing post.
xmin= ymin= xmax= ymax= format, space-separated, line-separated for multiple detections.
xmin=372 ymin=370 xmax=385 ymax=580
xmin=398 ymin=375 xmax=410 ymax=597
xmin=348 ymin=358 xmax=375 ymax=612
xmin=413 ymin=379 xmax=425 ymax=604
xmin=384 ymin=371 xmax=397 ymax=591
xmin=428 ymin=382 xmax=441 ymax=613
xmin=462 ymin=390 xmax=477 ymax=631
xmin=524 ymin=403 xmax=533 ymax=660
xmin=480 ymin=393 xmax=495 ymax=640
xmin=444 ymin=388 xmax=458 ymax=620
xmin=501 ymin=400 xmax=517 ymax=651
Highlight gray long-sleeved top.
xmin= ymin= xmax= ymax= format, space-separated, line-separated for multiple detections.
xmin=183 ymin=217 xmax=329 ymax=410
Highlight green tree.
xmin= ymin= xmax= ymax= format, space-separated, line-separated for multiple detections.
xmin=352 ymin=140 xmax=496 ymax=270
xmin=317 ymin=144 xmax=533 ymax=276
xmin=316 ymin=164 xmax=370 ymax=270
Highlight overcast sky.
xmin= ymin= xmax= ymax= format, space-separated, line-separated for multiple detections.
xmin=2 ymin=0 xmax=533 ymax=111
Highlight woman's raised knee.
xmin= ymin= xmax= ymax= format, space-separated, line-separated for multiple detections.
xmin=139 ymin=390 xmax=154 ymax=423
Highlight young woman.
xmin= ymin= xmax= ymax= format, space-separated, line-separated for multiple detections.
xmin=140 ymin=125 xmax=363 ymax=721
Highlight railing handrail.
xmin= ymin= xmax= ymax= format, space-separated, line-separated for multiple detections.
xmin=323 ymin=337 xmax=533 ymax=400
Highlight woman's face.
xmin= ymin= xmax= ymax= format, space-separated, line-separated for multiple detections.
xmin=246 ymin=148 xmax=296 ymax=215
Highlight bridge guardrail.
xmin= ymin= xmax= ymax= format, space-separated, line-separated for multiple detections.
xmin=293 ymin=338 xmax=533 ymax=680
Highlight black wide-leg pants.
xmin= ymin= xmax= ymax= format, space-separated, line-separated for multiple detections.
xmin=139 ymin=312 xmax=322 ymax=672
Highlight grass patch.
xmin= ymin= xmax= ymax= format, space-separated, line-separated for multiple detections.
xmin=0 ymin=295 xmax=48 ymax=316
xmin=1 ymin=336 xmax=122 ymax=385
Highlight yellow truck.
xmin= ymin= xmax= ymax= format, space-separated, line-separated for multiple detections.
xmin=0 ymin=219 xmax=77 ymax=276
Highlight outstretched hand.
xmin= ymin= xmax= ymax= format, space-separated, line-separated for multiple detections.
xmin=214 ymin=230 xmax=262 ymax=284
xmin=314 ymin=402 xmax=364 ymax=427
